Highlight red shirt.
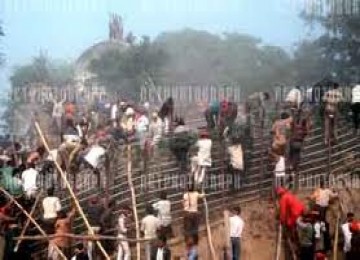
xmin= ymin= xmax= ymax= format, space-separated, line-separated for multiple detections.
xmin=279 ymin=191 xmax=305 ymax=228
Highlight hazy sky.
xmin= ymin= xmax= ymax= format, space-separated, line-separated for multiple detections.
xmin=0 ymin=0 xmax=319 ymax=90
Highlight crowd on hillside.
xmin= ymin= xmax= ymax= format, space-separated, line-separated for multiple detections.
xmin=0 ymin=83 xmax=359 ymax=259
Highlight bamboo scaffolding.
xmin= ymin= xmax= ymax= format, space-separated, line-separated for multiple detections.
xmin=14 ymin=234 xmax=154 ymax=242
xmin=0 ymin=187 xmax=66 ymax=260
xmin=126 ymin=144 xmax=141 ymax=260
xmin=274 ymin=224 xmax=282 ymax=260
xmin=34 ymin=122 xmax=110 ymax=260
xmin=14 ymin=191 xmax=42 ymax=252
xmin=203 ymin=195 xmax=216 ymax=260
xmin=223 ymin=210 xmax=231 ymax=259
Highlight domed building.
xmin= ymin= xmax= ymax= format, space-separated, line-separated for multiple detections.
xmin=74 ymin=14 xmax=129 ymax=95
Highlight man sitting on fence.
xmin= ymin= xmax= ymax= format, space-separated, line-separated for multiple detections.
xmin=120 ymin=107 xmax=136 ymax=142
xmin=204 ymin=100 xmax=220 ymax=130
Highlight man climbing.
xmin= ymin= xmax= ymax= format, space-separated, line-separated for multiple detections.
xmin=351 ymin=84 xmax=360 ymax=134
xmin=277 ymin=187 xmax=305 ymax=230
xmin=309 ymin=180 xmax=337 ymax=222
xmin=286 ymin=86 xmax=303 ymax=110
xmin=271 ymin=112 xmax=292 ymax=157
xmin=152 ymin=191 xmax=172 ymax=239
xmin=289 ymin=109 xmax=310 ymax=173
xmin=246 ymin=91 xmax=270 ymax=127
xmin=322 ymin=82 xmax=343 ymax=145
xmin=191 ymin=130 xmax=212 ymax=188
xmin=183 ymin=185 xmax=205 ymax=237
xmin=117 ymin=205 xmax=132 ymax=260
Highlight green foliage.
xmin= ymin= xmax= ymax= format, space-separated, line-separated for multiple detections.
xmin=302 ymin=0 xmax=360 ymax=83
xmin=89 ymin=37 xmax=168 ymax=101
xmin=90 ymin=29 xmax=295 ymax=99
xmin=10 ymin=53 xmax=74 ymax=87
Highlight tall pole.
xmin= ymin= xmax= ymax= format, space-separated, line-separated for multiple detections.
xmin=0 ymin=188 xmax=66 ymax=260
xmin=34 ymin=122 xmax=110 ymax=260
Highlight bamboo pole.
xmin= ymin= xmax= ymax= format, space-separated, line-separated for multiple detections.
xmin=275 ymin=224 xmax=282 ymax=260
xmin=223 ymin=210 xmax=231 ymax=260
xmin=14 ymin=234 xmax=154 ymax=242
xmin=34 ymin=122 xmax=110 ymax=260
xmin=126 ymin=144 xmax=141 ymax=260
xmin=333 ymin=203 xmax=341 ymax=260
xmin=14 ymin=191 xmax=42 ymax=252
xmin=203 ymin=195 xmax=216 ymax=260
xmin=0 ymin=187 xmax=66 ymax=260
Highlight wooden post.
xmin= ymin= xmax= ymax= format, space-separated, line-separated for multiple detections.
xmin=14 ymin=191 xmax=42 ymax=252
xmin=275 ymin=224 xmax=282 ymax=260
xmin=34 ymin=122 xmax=110 ymax=260
xmin=223 ymin=210 xmax=231 ymax=260
xmin=203 ymin=196 xmax=216 ymax=260
xmin=127 ymin=144 xmax=141 ymax=260
xmin=0 ymin=187 xmax=66 ymax=260
xmin=333 ymin=204 xmax=340 ymax=260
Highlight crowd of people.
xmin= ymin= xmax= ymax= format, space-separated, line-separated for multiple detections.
xmin=0 ymin=82 xmax=359 ymax=260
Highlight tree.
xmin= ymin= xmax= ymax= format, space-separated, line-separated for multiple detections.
xmin=10 ymin=53 xmax=74 ymax=87
xmin=302 ymin=0 xmax=360 ymax=82
xmin=90 ymin=37 xmax=168 ymax=100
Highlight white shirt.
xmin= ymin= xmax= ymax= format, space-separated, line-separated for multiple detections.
xmin=228 ymin=145 xmax=244 ymax=170
xmin=352 ymin=85 xmax=360 ymax=103
xmin=314 ymin=221 xmax=326 ymax=239
xmin=21 ymin=168 xmax=39 ymax=191
xmin=111 ymin=104 xmax=118 ymax=120
xmin=150 ymin=118 xmax=163 ymax=142
xmin=42 ymin=196 xmax=61 ymax=219
xmin=341 ymin=223 xmax=352 ymax=252
xmin=315 ymin=188 xmax=337 ymax=207
xmin=141 ymin=215 xmax=160 ymax=239
xmin=84 ymin=145 xmax=106 ymax=168
xmin=229 ymin=215 xmax=244 ymax=238
xmin=156 ymin=248 xmax=164 ymax=260
xmin=52 ymin=101 xmax=64 ymax=118
xmin=46 ymin=149 xmax=58 ymax=162
xmin=152 ymin=200 xmax=171 ymax=226
xmin=118 ymin=214 xmax=127 ymax=234
xmin=286 ymin=88 xmax=303 ymax=107
xmin=196 ymin=139 xmax=212 ymax=166
xmin=274 ymin=156 xmax=285 ymax=177
xmin=136 ymin=115 xmax=149 ymax=133
xmin=183 ymin=192 xmax=205 ymax=213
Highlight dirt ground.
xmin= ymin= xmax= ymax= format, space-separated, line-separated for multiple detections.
xmin=170 ymin=187 xmax=360 ymax=260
